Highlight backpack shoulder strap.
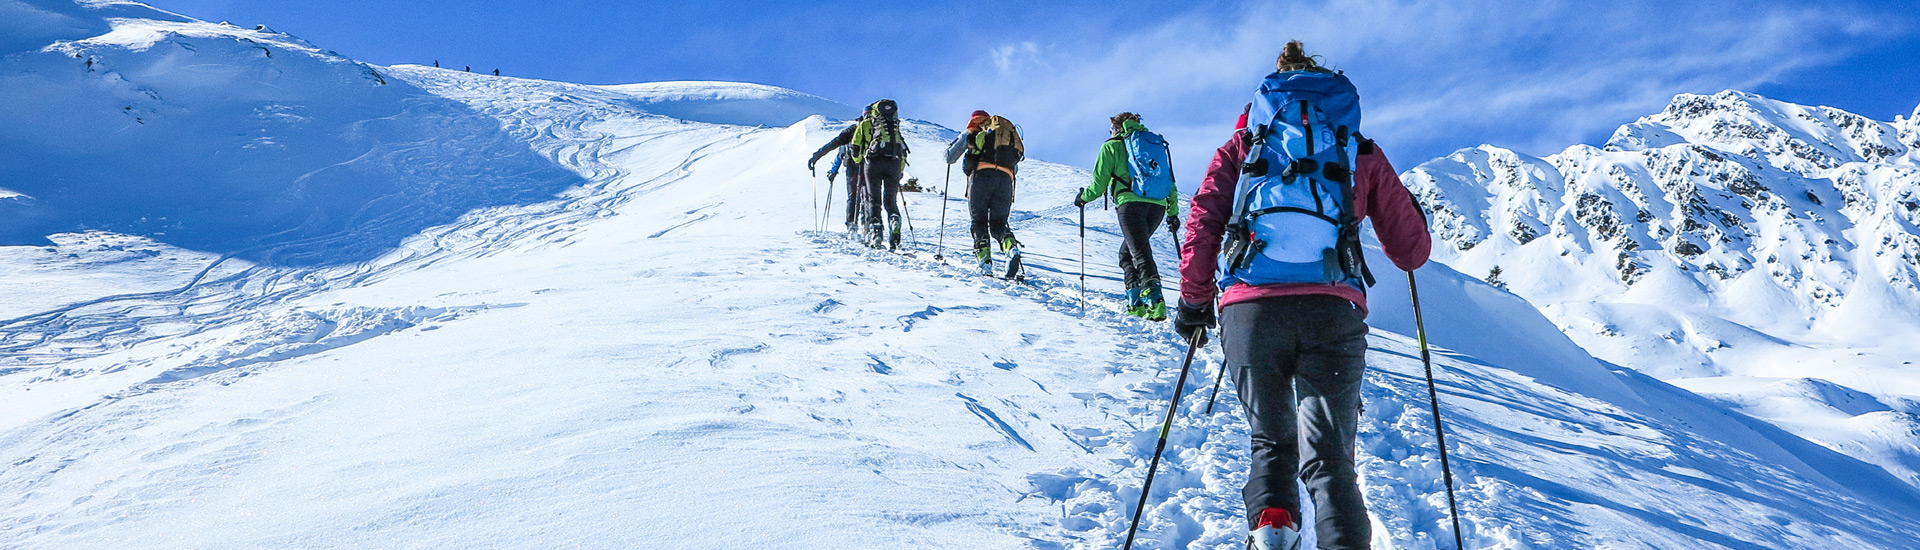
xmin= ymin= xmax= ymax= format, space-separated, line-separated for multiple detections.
xmin=1331 ymin=127 xmax=1375 ymax=287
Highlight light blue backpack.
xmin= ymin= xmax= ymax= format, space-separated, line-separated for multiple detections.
xmin=1123 ymin=129 xmax=1176 ymax=201
xmin=1218 ymin=70 xmax=1374 ymax=290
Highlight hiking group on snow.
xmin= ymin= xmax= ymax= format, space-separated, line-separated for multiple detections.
xmin=803 ymin=41 xmax=1445 ymax=550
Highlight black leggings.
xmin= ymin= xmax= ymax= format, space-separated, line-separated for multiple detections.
xmin=863 ymin=159 xmax=903 ymax=230
xmin=1222 ymin=295 xmax=1372 ymax=549
xmin=968 ymin=168 xmax=1014 ymax=249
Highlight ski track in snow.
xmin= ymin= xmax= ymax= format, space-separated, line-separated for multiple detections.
xmin=4 ymin=59 xmax=1920 ymax=549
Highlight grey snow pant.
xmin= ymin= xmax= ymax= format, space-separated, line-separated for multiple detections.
xmin=842 ymin=160 xmax=866 ymax=229
xmin=1223 ymin=294 xmax=1371 ymax=550
xmin=1115 ymin=202 xmax=1167 ymax=297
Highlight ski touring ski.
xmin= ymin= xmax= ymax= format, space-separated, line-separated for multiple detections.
xmin=1004 ymin=249 xmax=1025 ymax=282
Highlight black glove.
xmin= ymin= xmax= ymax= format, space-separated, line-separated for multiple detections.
xmin=1073 ymin=193 xmax=1090 ymax=208
xmin=807 ymin=157 xmax=818 ymax=173
xmin=1173 ymin=300 xmax=1216 ymax=347
xmin=1165 ymin=215 xmax=1180 ymax=235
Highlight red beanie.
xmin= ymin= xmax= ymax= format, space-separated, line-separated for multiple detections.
xmin=971 ymin=110 xmax=989 ymax=119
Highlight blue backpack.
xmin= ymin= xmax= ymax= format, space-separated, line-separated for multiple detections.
xmin=1218 ymin=70 xmax=1374 ymax=290
xmin=1122 ymin=129 xmax=1176 ymax=201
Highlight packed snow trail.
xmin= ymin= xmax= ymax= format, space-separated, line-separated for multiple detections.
xmin=5 ymin=14 xmax=1920 ymax=547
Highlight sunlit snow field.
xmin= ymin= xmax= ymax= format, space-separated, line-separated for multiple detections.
xmin=5 ymin=2 xmax=1920 ymax=549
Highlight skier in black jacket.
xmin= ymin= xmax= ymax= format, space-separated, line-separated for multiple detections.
xmin=807 ymin=106 xmax=871 ymax=231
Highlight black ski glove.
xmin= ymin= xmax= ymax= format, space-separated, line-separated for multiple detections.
xmin=1073 ymin=190 xmax=1090 ymax=208
xmin=1165 ymin=215 xmax=1180 ymax=236
xmin=1173 ymin=300 xmax=1215 ymax=347
xmin=807 ymin=156 xmax=819 ymax=173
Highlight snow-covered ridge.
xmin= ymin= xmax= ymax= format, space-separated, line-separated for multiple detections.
xmin=593 ymin=80 xmax=859 ymax=127
xmin=1405 ymin=89 xmax=1920 ymax=488
xmin=1409 ymin=90 xmax=1920 ymax=324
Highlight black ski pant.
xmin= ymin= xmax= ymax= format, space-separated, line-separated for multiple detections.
xmin=1222 ymin=295 xmax=1371 ymax=550
xmin=1116 ymin=202 xmax=1167 ymax=298
xmin=842 ymin=161 xmax=866 ymax=229
xmin=968 ymin=168 xmax=1015 ymax=250
xmin=864 ymin=158 xmax=903 ymax=232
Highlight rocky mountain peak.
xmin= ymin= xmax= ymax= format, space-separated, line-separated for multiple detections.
xmin=1407 ymin=92 xmax=1920 ymax=315
xmin=1610 ymin=90 xmax=1910 ymax=176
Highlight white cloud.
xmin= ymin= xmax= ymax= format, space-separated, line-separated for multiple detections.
xmin=905 ymin=0 xmax=1902 ymax=187
xmin=989 ymin=41 xmax=1044 ymax=76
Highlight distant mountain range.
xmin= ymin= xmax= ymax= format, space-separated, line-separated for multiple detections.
xmin=1406 ymin=89 xmax=1920 ymax=486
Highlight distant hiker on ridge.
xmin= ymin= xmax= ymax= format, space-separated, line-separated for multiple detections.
xmin=1076 ymin=112 xmax=1180 ymax=320
xmin=1173 ymin=40 xmax=1432 ymax=550
xmin=958 ymin=110 xmax=1026 ymax=278
xmin=808 ymin=105 xmax=873 ymax=233
xmin=850 ymin=99 xmax=912 ymax=249
xmin=492 ymin=68 xmax=500 ymax=76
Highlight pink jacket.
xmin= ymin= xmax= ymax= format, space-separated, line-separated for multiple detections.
xmin=1178 ymin=127 xmax=1431 ymax=315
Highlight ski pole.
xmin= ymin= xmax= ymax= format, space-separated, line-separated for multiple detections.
xmin=935 ymin=162 xmax=951 ymax=261
xmin=1078 ymin=206 xmax=1086 ymax=313
xmin=821 ymin=175 xmax=834 ymax=232
xmin=825 ymin=152 xmax=845 ymax=232
xmin=1202 ymin=358 xmax=1229 ymax=414
xmin=899 ymin=183 xmax=914 ymax=245
xmin=1411 ymin=269 xmax=1467 ymax=550
xmin=1200 ymin=302 xmax=1226 ymax=414
xmin=811 ymin=167 xmax=821 ymax=232
xmin=1121 ymin=330 xmax=1204 ymax=550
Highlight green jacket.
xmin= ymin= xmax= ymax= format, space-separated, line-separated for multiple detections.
xmin=1079 ymin=119 xmax=1177 ymax=209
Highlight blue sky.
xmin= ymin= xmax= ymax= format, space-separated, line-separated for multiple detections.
xmin=151 ymin=0 xmax=1920 ymax=183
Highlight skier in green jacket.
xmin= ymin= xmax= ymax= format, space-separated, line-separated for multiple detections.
xmin=849 ymin=99 xmax=911 ymax=249
xmin=1075 ymin=113 xmax=1180 ymax=320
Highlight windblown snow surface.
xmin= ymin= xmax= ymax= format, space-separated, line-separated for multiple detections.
xmin=5 ymin=2 xmax=1920 ymax=549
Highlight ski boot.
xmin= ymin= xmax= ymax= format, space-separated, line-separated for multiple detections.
xmin=889 ymin=224 xmax=903 ymax=251
xmin=1142 ymin=284 xmax=1168 ymax=321
xmin=1143 ymin=300 xmax=1168 ymax=322
xmin=975 ymin=246 xmax=993 ymax=276
xmin=1000 ymin=236 xmax=1024 ymax=281
xmin=1248 ymin=508 xmax=1301 ymax=550
xmin=1124 ymin=288 xmax=1148 ymax=318
xmin=867 ymin=223 xmax=887 ymax=249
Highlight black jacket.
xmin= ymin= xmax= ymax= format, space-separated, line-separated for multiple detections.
xmin=811 ymin=125 xmax=860 ymax=165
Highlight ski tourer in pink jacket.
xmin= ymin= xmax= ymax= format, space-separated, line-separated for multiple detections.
xmin=1177 ymin=108 xmax=1432 ymax=316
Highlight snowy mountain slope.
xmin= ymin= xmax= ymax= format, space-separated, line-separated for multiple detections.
xmin=3 ymin=58 xmax=1920 ymax=549
xmin=5 ymin=3 xmax=1920 ymax=547
xmin=1404 ymin=90 xmax=1920 ymax=488
xmin=0 ymin=0 xmax=586 ymax=267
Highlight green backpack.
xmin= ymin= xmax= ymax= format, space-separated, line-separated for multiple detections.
xmin=866 ymin=99 xmax=911 ymax=160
